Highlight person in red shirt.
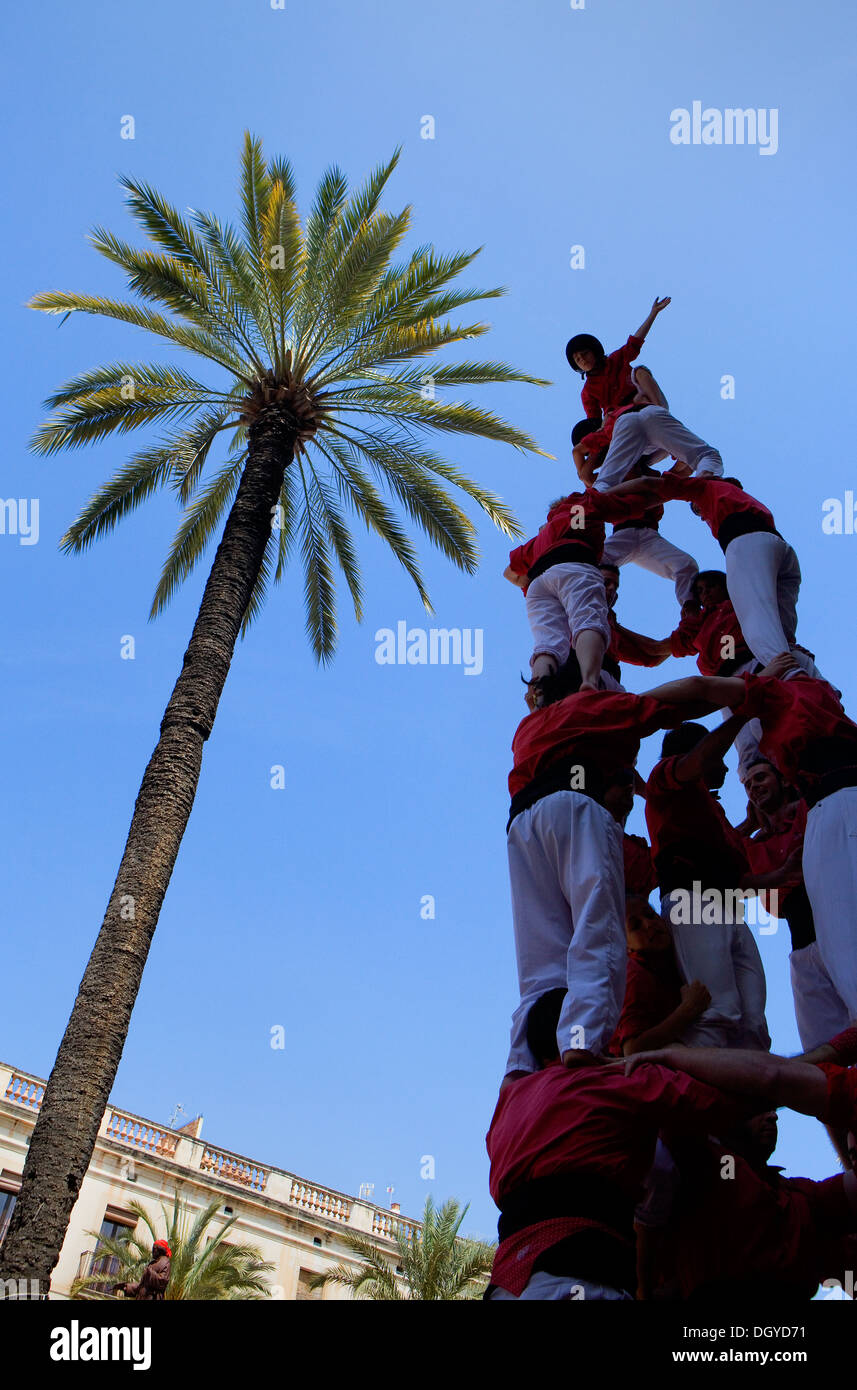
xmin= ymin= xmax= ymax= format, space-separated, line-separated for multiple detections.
xmin=486 ymin=989 xmax=757 ymax=1300
xmin=503 ymin=486 xmax=654 ymax=693
xmin=666 ymin=569 xmax=764 ymax=777
xmin=566 ymin=295 xmax=672 ymax=450
xmin=608 ymin=897 xmax=711 ymax=1059
xmin=612 ymin=473 xmax=825 ymax=682
xmin=504 ymin=660 xmax=751 ymax=1075
xmin=740 ymin=758 xmax=850 ymax=1051
xmin=651 ymin=1111 xmax=857 ymax=1302
xmin=567 ymin=437 xmax=700 ymax=604
xmin=645 ymin=718 xmax=770 ymax=1051
xmin=729 ymin=663 xmax=857 ymax=1023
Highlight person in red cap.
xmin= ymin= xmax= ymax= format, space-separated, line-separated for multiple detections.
xmin=116 ymin=1240 xmax=172 ymax=1301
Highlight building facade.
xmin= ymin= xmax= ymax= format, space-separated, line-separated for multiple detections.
xmin=0 ymin=1060 xmax=418 ymax=1300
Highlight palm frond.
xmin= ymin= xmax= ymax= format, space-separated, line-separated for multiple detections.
xmin=60 ymin=445 xmax=178 ymax=552
xmin=150 ymin=455 xmax=244 ymax=617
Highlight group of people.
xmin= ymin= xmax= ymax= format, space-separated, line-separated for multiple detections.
xmin=486 ymin=299 xmax=857 ymax=1301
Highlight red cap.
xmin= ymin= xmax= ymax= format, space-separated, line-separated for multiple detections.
xmin=153 ymin=1240 xmax=172 ymax=1257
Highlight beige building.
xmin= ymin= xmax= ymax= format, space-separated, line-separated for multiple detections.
xmin=0 ymin=1060 xmax=418 ymax=1300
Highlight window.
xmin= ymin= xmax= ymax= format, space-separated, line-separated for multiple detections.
xmin=0 ymin=1192 xmax=17 ymax=1248
xmin=89 ymin=1215 xmax=135 ymax=1292
xmin=296 ymin=1268 xmax=322 ymax=1301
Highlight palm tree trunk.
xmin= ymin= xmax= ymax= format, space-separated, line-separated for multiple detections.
xmin=0 ymin=407 xmax=295 ymax=1293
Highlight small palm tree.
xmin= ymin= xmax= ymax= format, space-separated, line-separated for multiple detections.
xmin=71 ymin=1194 xmax=275 ymax=1301
xmin=0 ymin=134 xmax=547 ymax=1292
xmin=310 ymin=1196 xmax=495 ymax=1300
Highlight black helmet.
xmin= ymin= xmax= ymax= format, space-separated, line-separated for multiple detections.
xmin=571 ymin=417 xmax=603 ymax=447
xmin=565 ymin=333 xmax=605 ymax=373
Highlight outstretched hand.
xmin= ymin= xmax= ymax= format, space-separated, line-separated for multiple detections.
xmin=651 ymin=295 xmax=671 ymax=315
xmin=758 ymin=652 xmax=799 ymax=680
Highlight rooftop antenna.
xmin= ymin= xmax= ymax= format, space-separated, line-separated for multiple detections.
xmin=358 ymin=1182 xmax=375 ymax=1201
xmin=168 ymin=1103 xmax=187 ymax=1130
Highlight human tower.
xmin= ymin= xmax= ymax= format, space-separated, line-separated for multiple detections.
xmin=485 ymin=298 xmax=857 ymax=1301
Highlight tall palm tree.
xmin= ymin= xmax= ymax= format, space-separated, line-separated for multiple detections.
xmin=0 ymin=134 xmax=547 ymax=1292
xmin=310 ymin=1196 xmax=495 ymax=1300
xmin=71 ymin=1193 xmax=275 ymax=1300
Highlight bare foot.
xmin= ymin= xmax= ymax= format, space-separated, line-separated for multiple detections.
xmin=561 ymin=1048 xmax=602 ymax=1068
xmin=579 ymin=680 xmax=599 ymax=693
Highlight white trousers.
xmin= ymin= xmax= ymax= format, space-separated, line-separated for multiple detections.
xmin=802 ymin=787 xmax=857 ymax=1018
xmin=525 ymin=562 xmax=610 ymax=666
xmin=789 ymin=940 xmax=853 ymax=1052
xmin=725 ymin=532 xmax=819 ymax=673
xmin=594 ymin=406 xmax=723 ymax=492
xmin=601 ymin=526 xmax=698 ymax=605
xmin=489 ymin=1272 xmax=632 ymax=1301
xmin=506 ymin=791 xmax=626 ymax=1071
xmin=661 ymin=890 xmax=771 ymax=1050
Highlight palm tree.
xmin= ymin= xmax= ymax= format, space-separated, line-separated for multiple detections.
xmin=71 ymin=1193 xmax=275 ymax=1300
xmin=309 ymin=1196 xmax=495 ymax=1300
xmin=0 ymin=134 xmax=547 ymax=1292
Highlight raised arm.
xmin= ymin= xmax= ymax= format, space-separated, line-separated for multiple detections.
xmin=633 ymin=295 xmax=671 ymax=342
xmin=625 ymin=1046 xmax=831 ymax=1122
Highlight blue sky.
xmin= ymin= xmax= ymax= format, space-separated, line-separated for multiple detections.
xmin=3 ymin=0 xmax=856 ymax=1243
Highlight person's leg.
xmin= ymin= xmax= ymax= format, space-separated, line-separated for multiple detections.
xmin=624 ymin=528 xmax=699 ymax=605
xmin=802 ymin=788 xmax=857 ymax=1016
xmin=637 ymin=406 xmax=723 ymax=477
xmin=554 ymin=564 xmax=610 ymax=691
xmin=554 ymin=793 xmax=627 ymax=1060
xmin=662 ymin=890 xmax=744 ymax=1045
xmin=729 ymin=921 xmax=771 ymax=1051
xmin=725 ymin=532 xmax=795 ymax=665
xmin=600 ymin=526 xmax=637 ymax=572
xmin=524 ymin=570 xmax=572 ymax=677
xmin=789 ymin=942 xmax=853 ymax=1052
xmin=505 ymin=804 xmax=575 ymax=1074
xmin=592 ymin=413 xmax=648 ymax=491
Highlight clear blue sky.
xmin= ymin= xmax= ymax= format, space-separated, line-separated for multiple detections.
xmin=3 ymin=0 xmax=856 ymax=1243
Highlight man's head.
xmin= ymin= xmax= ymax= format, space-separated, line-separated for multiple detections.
xmin=744 ymin=760 xmax=786 ymax=813
xmin=526 ymin=989 xmax=565 ymax=1066
xmin=625 ymin=897 xmax=672 ymax=953
xmin=566 ymin=334 xmax=605 ymax=375
xmin=722 ymin=1111 xmax=778 ymax=1166
xmin=603 ymin=767 xmax=635 ymax=824
xmin=661 ymin=722 xmax=727 ymax=790
xmin=722 ymin=477 xmax=744 ymax=490
xmin=692 ymin=569 xmax=729 ymax=610
xmin=571 ymin=417 xmax=608 ymax=467
xmin=523 ymin=652 xmax=584 ymax=710
xmin=152 ymin=1240 xmax=171 ymax=1260
xmin=600 ymin=562 xmax=620 ymax=609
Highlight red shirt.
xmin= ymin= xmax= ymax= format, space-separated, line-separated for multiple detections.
xmin=734 ymin=674 xmax=857 ymax=791
xmin=508 ymin=489 xmax=652 ymax=581
xmin=608 ymin=949 xmax=682 ymax=1057
xmin=655 ymin=475 xmax=774 ymax=542
xmin=830 ymin=1025 xmax=857 ymax=1064
xmin=645 ymin=756 xmax=748 ymax=892
xmin=667 ymin=1140 xmax=853 ymax=1299
xmin=818 ymin=1063 xmax=857 ymax=1131
xmin=623 ymin=832 xmax=657 ymax=895
xmin=745 ymin=800 xmax=807 ymax=908
xmin=669 ymin=599 xmax=752 ymax=676
xmin=510 ymin=691 xmax=684 ymax=799
xmin=580 ymin=334 xmax=643 ymax=421
xmin=609 ymin=613 xmax=665 ymax=669
xmin=486 ymin=1060 xmax=748 ymax=1296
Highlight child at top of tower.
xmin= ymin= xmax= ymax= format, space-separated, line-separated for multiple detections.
xmin=566 ymin=295 xmax=672 ymax=442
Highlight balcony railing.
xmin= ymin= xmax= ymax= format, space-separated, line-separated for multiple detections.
xmin=105 ymin=1111 xmax=178 ymax=1158
xmin=1 ymin=1061 xmax=420 ymax=1246
xmin=4 ymin=1072 xmax=45 ymax=1112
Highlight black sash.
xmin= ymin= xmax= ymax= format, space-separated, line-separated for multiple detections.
xmin=507 ymin=758 xmax=609 ymax=831
xmin=717 ymin=512 xmax=779 ymax=553
xmin=497 ymin=1172 xmax=635 ymax=1244
xmin=527 ymin=540 xmax=600 ymax=581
